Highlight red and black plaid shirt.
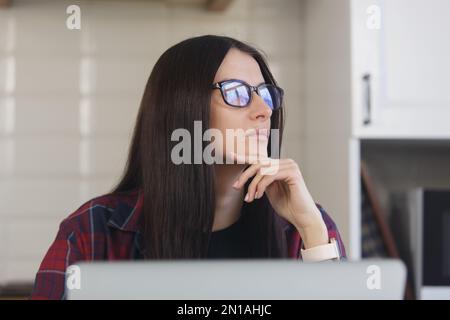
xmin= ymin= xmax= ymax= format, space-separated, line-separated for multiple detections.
xmin=30 ymin=189 xmax=346 ymax=300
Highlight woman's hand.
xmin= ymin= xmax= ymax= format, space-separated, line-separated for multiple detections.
xmin=231 ymin=153 xmax=329 ymax=249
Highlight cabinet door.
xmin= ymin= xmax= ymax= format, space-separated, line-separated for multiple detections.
xmin=352 ymin=0 xmax=450 ymax=138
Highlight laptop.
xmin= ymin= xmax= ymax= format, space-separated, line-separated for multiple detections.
xmin=66 ymin=259 xmax=406 ymax=300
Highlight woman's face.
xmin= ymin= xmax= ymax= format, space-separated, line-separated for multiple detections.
xmin=210 ymin=49 xmax=272 ymax=163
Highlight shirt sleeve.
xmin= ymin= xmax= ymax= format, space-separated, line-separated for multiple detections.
xmin=287 ymin=203 xmax=347 ymax=260
xmin=30 ymin=220 xmax=84 ymax=300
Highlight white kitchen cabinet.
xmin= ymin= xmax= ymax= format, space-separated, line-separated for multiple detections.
xmin=351 ymin=0 xmax=450 ymax=139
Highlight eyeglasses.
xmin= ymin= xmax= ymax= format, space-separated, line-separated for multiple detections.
xmin=212 ymin=79 xmax=284 ymax=110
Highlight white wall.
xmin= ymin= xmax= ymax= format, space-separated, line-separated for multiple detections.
xmin=303 ymin=0 xmax=355 ymax=257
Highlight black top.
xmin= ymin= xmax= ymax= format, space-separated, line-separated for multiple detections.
xmin=207 ymin=214 xmax=252 ymax=259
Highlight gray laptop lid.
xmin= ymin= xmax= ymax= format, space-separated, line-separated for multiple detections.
xmin=66 ymin=259 xmax=406 ymax=300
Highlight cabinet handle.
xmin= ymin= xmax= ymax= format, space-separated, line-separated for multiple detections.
xmin=362 ymin=73 xmax=371 ymax=125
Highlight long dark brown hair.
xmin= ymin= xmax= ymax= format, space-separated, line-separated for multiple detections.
xmin=111 ymin=35 xmax=288 ymax=259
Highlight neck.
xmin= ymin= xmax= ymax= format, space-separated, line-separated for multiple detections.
xmin=212 ymin=163 xmax=246 ymax=231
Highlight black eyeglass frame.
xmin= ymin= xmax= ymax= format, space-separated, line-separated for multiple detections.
xmin=212 ymin=79 xmax=284 ymax=110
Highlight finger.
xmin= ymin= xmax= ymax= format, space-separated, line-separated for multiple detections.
xmin=232 ymin=162 xmax=263 ymax=189
xmin=245 ymin=171 xmax=265 ymax=202
xmin=255 ymin=167 xmax=291 ymax=198
xmin=259 ymin=158 xmax=281 ymax=176
xmin=255 ymin=165 xmax=291 ymax=199
xmin=254 ymin=174 xmax=276 ymax=199
xmin=247 ymin=159 xmax=283 ymax=200
xmin=233 ymin=162 xmax=270 ymax=189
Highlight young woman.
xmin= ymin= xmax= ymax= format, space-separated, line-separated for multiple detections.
xmin=31 ymin=35 xmax=346 ymax=300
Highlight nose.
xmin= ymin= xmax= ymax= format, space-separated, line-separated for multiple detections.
xmin=248 ymin=92 xmax=272 ymax=121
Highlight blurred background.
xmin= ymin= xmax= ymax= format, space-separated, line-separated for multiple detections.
xmin=0 ymin=0 xmax=449 ymax=299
